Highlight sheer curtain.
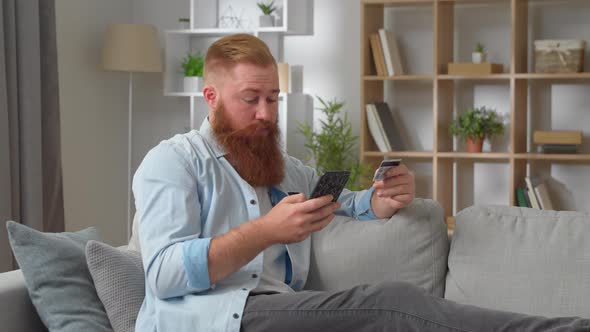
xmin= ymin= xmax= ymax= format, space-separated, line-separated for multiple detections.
xmin=0 ymin=0 xmax=64 ymax=272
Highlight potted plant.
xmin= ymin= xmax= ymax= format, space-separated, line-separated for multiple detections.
xmin=178 ymin=17 xmax=190 ymax=30
xmin=299 ymin=96 xmax=373 ymax=190
xmin=257 ymin=1 xmax=276 ymax=27
xmin=181 ymin=52 xmax=204 ymax=93
xmin=472 ymin=42 xmax=487 ymax=64
xmin=449 ymin=106 xmax=505 ymax=153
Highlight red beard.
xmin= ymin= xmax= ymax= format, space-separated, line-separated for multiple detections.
xmin=211 ymin=102 xmax=285 ymax=187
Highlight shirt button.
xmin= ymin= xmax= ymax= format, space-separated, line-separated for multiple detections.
xmin=233 ymin=313 xmax=239 ymax=319
xmin=250 ymin=199 xmax=256 ymax=205
xmin=252 ymin=273 xmax=258 ymax=278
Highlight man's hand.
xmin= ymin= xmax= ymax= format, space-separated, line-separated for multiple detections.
xmin=370 ymin=163 xmax=415 ymax=219
xmin=208 ymin=193 xmax=337 ymax=284
xmin=255 ymin=193 xmax=340 ymax=245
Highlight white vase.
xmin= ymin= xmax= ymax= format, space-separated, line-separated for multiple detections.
xmin=472 ymin=52 xmax=487 ymax=64
xmin=259 ymin=15 xmax=274 ymax=27
xmin=183 ymin=76 xmax=202 ymax=93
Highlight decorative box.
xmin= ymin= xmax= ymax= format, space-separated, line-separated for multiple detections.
xmin=534 ymin=40 xmax=586 ymax=73
xmin=447 ymin=63 xmax=503 ymax=75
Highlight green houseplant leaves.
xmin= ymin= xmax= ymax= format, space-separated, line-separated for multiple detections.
xmin=299 ymin=96 xmax=373 ymax=191
xmin=449 ymin=106 xmax=505 ymax=140
xmin=181 ymin=52 xmax=204 ymax=77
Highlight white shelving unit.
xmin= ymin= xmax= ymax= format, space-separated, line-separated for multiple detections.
xmin=163 ymin=0 xmax=314 ymax=160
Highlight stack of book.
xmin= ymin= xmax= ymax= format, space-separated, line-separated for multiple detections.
xmin=365 ymin=102 xmax=406 ymax=152
xmin=533 ymin=130 xmax=582 ymax=153
xmin=368 ymin=29 xmax=404 ymax=76
xmin=515 ymin=176 xmax=554 ymax=210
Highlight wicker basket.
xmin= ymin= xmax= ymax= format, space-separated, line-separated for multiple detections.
xmin=534 ymin=40 xmax=586 ymax=73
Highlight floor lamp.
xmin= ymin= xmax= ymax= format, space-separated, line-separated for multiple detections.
xmin=102 ymin=24 xmax=162 ymax=241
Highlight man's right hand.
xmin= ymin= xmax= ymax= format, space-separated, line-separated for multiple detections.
xmin=255 ymin=193 xmax=340 ymax=245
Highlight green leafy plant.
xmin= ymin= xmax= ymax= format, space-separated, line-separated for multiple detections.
xmin=257 ymin=1 xmax=276 ymax=15
xmin=181 ymin=52 xmax=204 ymax=77
xmin=474 ymin=42 xmax=486 ymax=53
xmin=299 ymin=96 xmax=373 ymax=191
xmin=449 ymin=106 xmax=505 ymax=140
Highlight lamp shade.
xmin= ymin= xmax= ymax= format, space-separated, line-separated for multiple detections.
xmin=102 ymin=24 xmax=162 ymax=73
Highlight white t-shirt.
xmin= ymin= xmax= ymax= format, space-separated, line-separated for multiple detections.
xmin=251 ymin=187 xmax=295 ymax=294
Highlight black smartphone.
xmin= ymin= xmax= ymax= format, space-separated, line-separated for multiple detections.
xmin=310 ymin=171 xmax=351 ymax=202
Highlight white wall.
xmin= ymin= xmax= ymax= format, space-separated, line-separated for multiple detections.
xmin=56 ymin=0 xmax=133 ymax=245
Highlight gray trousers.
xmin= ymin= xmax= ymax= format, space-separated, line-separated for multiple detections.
xmin=241 ymin=281 xmax=589 ymax=332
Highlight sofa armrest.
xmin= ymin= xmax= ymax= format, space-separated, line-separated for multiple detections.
xmin=0 ymin=269 xmax=46 ymax=332
xmin=305 ymin=198 xmax=449 ymax=297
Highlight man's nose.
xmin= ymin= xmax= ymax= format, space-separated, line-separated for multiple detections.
xmin=255 ymin=101 xmax=275 ymax=121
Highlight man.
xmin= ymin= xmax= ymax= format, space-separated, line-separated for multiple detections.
xmin=132 ymin=34 xmax=589 ymax=331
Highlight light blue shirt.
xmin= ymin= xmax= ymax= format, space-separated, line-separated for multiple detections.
xmin=133 ymin=119 xmax=377 ymax=332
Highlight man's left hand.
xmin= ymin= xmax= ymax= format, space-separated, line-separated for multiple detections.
xmin=370 ymin=163 xmax=415 ymax=219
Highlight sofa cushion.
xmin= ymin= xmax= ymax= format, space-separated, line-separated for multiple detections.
xmin=445 ymin=205 xmax=590 ymax=318
xmin=86 ymin=241 xmax=145 ymax=332
xmin=0 ymin=269 xmax=47 ymax=332
xmin=305 ymin=198 xmax=449 ymax=297
xmin=5 ymin=221 xmax=112 ymax=332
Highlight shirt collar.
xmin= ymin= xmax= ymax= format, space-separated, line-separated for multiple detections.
xmin=199 ymin=117 xmax=227 ymax=159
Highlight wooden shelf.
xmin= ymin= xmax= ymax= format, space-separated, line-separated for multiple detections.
xmin=514 ymin=73 xmax=590 ymax=80
xmin=363 ymin=151 xmax=434 ymax=158
xmin=363 ymin=0 xmax=433 ymax=6
xmin=437 ymin=74 xmax=511 ymax=80
xmin=515 ymin=153 xmax=590 ymax=161
xmin=363 ymin=75 xmax=434 ymax=81
xmin=361 ymin=0 xmax=590 ymax=218
xmin=436 ymin=152 xmax=511 ymax=160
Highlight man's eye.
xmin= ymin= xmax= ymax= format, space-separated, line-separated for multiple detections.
xmin=243 ymin=97 xmax=258 ymax=104
xmin=267 ymin=97 xmax=278 ymax=104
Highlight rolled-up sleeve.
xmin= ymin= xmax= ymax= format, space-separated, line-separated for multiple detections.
xmin=133 ymin=142 xmax=212 ymax=299
xmin=182 ymin=237 xmax=212 ymax=290
xmin=336 ymin=188 xmax=378 ymax=220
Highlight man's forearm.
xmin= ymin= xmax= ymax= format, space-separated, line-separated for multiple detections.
xmin=207 ymin=218 xmax=272 ymax=284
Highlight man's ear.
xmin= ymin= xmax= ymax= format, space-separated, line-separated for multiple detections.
xmin=203 ymin=85 xmax=218 ymax=109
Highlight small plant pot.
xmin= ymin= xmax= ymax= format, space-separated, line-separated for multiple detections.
xmin=259 ymin=15 xmax=274 ymax=27
xmin=183 ymin=76 xmax=202 ymax=93
xmin=472 ymin=52 xmax=487 ymax=64
xmin=465 ymin=137 xmax=484 ymax=153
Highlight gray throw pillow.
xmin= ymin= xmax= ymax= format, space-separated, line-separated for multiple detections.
xmin=86 ymin=240 xmax=145 ymax=332
xmin=5 ymin=220 xmax=112 ymax=332
xmin=305 ymin=198 xmax=449 ymax=297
